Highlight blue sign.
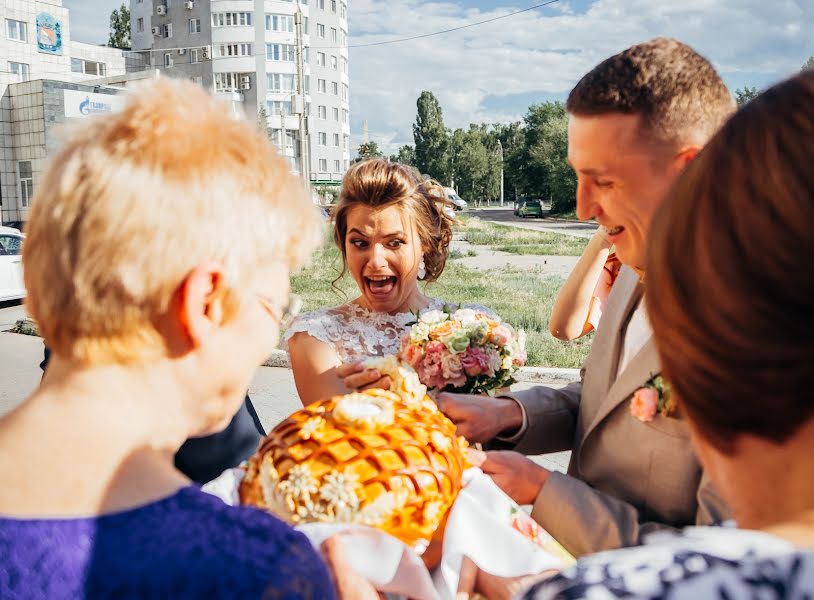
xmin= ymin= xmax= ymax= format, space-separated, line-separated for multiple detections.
xmin=36 ymin=13 xmax=63 ymax=55
xmin=79 ymin=96 xmax=114 ymax=116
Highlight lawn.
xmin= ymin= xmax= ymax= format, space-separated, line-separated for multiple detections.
xmin=291 ymin=232 xmax=592 ymax=369
xmin=455 ymin=216 xmax=588 ymax=256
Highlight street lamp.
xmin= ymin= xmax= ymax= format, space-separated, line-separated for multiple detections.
xmin=496 ymin=138 xmax=504 ymax=207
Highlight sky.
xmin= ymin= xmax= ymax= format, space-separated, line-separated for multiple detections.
xmin=66 ymin=0 xmax=813 ymax=154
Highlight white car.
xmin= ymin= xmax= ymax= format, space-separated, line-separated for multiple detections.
xmin=444 ymin=187 xmax=468 ymax=211
xmin=0 ymin=226 xmax=25 ymax=301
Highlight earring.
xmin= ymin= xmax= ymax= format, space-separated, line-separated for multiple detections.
xmin=418 ymin=257 xmax=427 ymax=280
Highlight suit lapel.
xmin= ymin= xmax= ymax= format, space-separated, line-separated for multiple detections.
xmin=582 ymin=269 xmax=659 ymax=440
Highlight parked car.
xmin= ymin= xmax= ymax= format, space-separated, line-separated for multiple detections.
xmin=444 ymin=187 xmax=468 ymax=211
xmin=0 ymin=226 xmax=25 ymax=301
xmin=517 ymin=199 xmax=544 ymax=218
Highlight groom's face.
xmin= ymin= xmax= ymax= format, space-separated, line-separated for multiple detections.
xmin=568 ymin=112 xmax=687 ymax=269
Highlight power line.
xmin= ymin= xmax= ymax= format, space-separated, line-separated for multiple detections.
xmin=317 ymin=0 xmax=561 ymax=49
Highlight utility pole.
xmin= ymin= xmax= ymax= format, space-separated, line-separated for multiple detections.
xmin=294 ymin=6 xmax=310 ymax=185
xmin=496 ymin=138 xmax=504 ymax=207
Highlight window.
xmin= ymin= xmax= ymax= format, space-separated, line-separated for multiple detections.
xmin=331 ymin=0 xmax=337 ymax=13
xmin=330 ymin=55 xmax=337 ymax=70
xmin=303 ymin=17 xmax=308 ymax=34
xmin=266 ymin=14 xmax=294 ymax=32
xmin=317 ymin=52 xmax=325 ymax=67
xmin=304 ymin=75 xmax=311 ymax=92
xmin=342 ymin=109 xmax=349 ymax=124
xmin=212 ymin=12 xmax=252 ymax=27
xmin=341 ymin=83 xmax=348 ymax=101
xmin=318 ymin=132 xmax=327 ymax=146
xmin=331 ymin=81 xmax=338 ymax=95
xmin=188 ymin=18 xmax=201 ymax=33
xmin=164 ymin=53 xmax=173 ymax=67
xmin=267 ymin=73 xmax=296 ymax=92
xmin=6 ymin=19 xmax=28 ymax=42
xmin=17 ymin=161 xmax=33 ymax=208
xmin=330 ymin=27 xmax=337 ymax=42
xmin=317 ymin=78 xmax=326 ymax=93
xmin=317 ymin=105 xmax=327 ymax=119
xmin=191 ymin=76 xmax=203 ymax=85
xmin=344 ymin=134 xmax=350 ymax=151
xmin=267 ymin=100 xmax=293 ymax=116
xmin=215 ymin=72 xmax=241 ymax=91
xmin=332 ymin=107 xmax=339 ymax=121
xmin=8 ymin=62 xmax=29 ymax=83
xmin=340 ymin=2 xmax=347 ymax=18
xmin=333 ymin=133 xmax=340 ymax=147
xmin=218 ymin=43 xmax=252 ymax=57
xmin=334 ymin=160 xmax=341 ymax=172
xmin=319 ymin=159 xmax=328 ymax=171
xmin=317 ymin=0 xmax=325 ymax=9
xmin=341 ymin=56 xmax=348 ymax=74
xmin=266 ymin=44 xmax=295 ymax=61
xmin=137 ymin=17 xmax=144 ymax=32
xmin=163 ymin=23 xmax=173 ymax=38
xmin=71 ymin=58 xmax=107 ymax=76
xmin=317 ymin=24 xmax=325 ymax=38
xmin=340 ymin=28 xmax=347 ymax=46
xmin=190 ymin=48 xmax=200 ymax=63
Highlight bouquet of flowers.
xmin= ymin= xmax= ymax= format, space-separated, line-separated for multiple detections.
xmin=399 ymin=306 xmax=526 ymax=395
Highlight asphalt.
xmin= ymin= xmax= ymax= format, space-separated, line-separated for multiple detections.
xmin=468 ymin=208 xmax=599 ymax=239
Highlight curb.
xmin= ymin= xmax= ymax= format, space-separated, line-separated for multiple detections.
xmin=263 ymin=350 xmax=580 ymax=384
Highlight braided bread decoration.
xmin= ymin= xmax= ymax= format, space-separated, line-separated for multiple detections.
xmin=239 ymin=377 xmax=467 ymax=552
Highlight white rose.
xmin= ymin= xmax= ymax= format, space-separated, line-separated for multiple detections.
xmin=420 ymin=309 xmax=448 ymax=324
xmin=451 ymin=308 xmax=478 ymax=323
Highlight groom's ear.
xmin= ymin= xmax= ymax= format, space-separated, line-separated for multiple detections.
xmin=175 ymin=262 xmax=229 ymax=348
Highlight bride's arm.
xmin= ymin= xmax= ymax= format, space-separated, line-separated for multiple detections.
xmin=288 ymin=332 xmax=346 ymax=406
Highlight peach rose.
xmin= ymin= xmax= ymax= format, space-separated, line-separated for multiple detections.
xmin=630 ymin=387 xmax=659 ymax=422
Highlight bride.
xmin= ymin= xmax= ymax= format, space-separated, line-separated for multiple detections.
xmin=287 ymin=159 xmax=486 ymax=406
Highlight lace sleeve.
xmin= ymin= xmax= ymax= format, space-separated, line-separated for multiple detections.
xmin=283 ymin=310 xmax=335 ymax=348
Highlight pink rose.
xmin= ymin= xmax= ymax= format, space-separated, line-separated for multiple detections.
xmin=489 ymin=325 xmax=512 ymax=347
xmin=630 ymin=388 xmax=659 ymax=422
xmin=487 ymin=349 xmax=501 ymax=376
xmin=401 ymin=343 xmax=424 ymax=368
xmin=441 ymin=352 xmax=466 ymax=388
xmin=460 ymin=346 xmax=490 ymax=377
xmin=419 ymin=342 xmax=447 ymax=389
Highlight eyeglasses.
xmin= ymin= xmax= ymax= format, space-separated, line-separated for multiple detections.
xmin=256 ymin=293 xmax=302 ymax=332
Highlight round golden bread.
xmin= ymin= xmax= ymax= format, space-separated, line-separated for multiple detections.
xmin=239 ymin=387 xmax=467 ymax=551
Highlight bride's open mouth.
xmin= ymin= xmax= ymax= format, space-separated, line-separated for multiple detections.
xmin=365 ymin=274 xmax=398 ymax=297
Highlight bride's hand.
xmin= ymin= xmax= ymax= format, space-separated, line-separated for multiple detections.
xmin=336 ymin=362 xmax=392 ymax=393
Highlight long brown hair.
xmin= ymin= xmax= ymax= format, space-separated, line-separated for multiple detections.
xmin=332 ymin=159 xmax=456 ymax=283
xmin=646 ymin=71 xmax=814 ymax=452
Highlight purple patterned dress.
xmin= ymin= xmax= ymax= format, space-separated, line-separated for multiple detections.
xmin=0 ymin=485 xmax=336 ymax=599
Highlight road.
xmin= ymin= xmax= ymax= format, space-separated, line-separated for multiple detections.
xmin=467 ymin=208 xmax=599 ymax=239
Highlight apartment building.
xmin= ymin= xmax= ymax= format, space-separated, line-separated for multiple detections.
xmin=131 ymin=0 xmax=350 ymax=182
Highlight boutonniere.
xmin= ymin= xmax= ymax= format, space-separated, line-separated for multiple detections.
xmin=630 ymin=374 xmax=675 ymax=422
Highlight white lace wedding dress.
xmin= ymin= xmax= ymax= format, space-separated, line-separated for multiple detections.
xmin=284 ymin=298 xmax=491 ymax=362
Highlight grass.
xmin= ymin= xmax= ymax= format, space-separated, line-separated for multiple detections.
xmin=455 ymin=216 xmax=588 ymax=256
xmin=291 ymin=230 xmax=592 ymax=369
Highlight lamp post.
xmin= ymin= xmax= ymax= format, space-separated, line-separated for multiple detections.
xmin=496 ymin=138 xmax=504 ymax=207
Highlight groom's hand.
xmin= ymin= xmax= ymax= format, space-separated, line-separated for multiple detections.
xmin=335 ymin=362 xmax=392 ymax=393
xmin=467 ymin=449 xmax=550 ymax=505
xmin=436 ymin=393 xmax=523 ymax=443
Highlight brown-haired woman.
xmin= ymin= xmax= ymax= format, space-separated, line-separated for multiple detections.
xmin=514 ymin=70 xmax=814 ymax=599
xmin=286 ymin=158 xmax=481 ymax=406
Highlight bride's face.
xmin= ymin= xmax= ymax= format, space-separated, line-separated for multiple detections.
xmin=345 ymin=204 xmax=424 ymax=314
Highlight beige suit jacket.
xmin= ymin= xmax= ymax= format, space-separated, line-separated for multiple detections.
xmin=505 ymin=266 xmax=729 ymax=557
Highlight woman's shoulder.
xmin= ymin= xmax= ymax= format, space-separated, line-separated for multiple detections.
xmin=520 ymin=527 xmax=814 ymax=599
xmin=284 ymin=303 xmax=363 ymax=341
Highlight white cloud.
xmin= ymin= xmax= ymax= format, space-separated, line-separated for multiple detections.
xmin=348 ymin=0 xmax=812 ymax=154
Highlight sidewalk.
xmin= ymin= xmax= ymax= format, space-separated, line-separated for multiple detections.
xmin=0 ymin=330 xmax=571 ymax=474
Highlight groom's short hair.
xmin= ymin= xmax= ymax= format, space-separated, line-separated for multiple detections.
xmin=567 ymin=37 xmax=735 ymax=149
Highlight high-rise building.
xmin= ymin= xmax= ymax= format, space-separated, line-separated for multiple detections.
xmin=132 ymin=0 xmax=350 ymax=183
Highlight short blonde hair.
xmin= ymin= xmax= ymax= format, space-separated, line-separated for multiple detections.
xmin=23 ymin=78 xmax=321 ymax=363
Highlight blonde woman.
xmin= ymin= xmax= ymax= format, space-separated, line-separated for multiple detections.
xmin=0 ymin=80 xmax=334 ymax=599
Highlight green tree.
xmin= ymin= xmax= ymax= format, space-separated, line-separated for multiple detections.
xmin=256 ymin=106 xmax=272 ymax=139
xmin=356 ymin=141 xmax=384 ymax=161
xmin=735 ymin=86 xmax=759 ymax=107
xmin=413 ymin=91 xmax=449 ymax=183
xmin=108 ymin=2 xmax=131 ymax=49
xmin=448 ymin=126 xmax=499 ymax=206
xmin=491 ymin=122 xmax=524 ymax=203
xmin=389 ymin=145 xmax=416 ymax=166
xmin=803 ymin=56 xmax=814 ymax=71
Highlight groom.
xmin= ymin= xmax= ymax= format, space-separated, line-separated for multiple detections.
xmin=437 ymin=38 xmax=737 ymax=557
